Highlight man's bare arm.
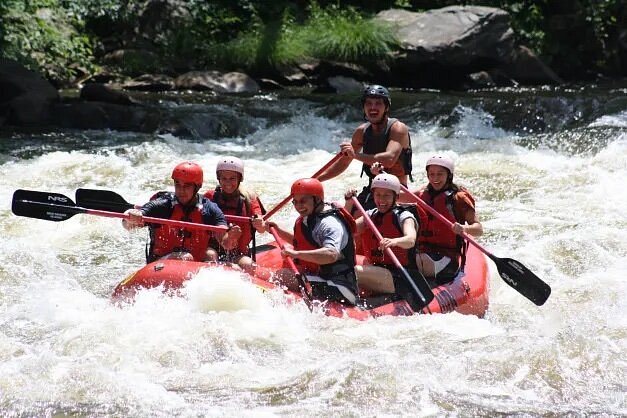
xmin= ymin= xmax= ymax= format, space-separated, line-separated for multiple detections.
xmin=318 ymin=127 xmax=365 ymax=181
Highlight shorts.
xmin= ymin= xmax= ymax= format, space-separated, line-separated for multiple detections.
xmin=420 ymin=252 xmax=459 ymax=285
xmin=307 ymin=275 xmax=358 ymax=305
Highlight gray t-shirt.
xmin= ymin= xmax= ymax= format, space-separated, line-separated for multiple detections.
xmin=303 ymin=214 xmax=349 ymax=259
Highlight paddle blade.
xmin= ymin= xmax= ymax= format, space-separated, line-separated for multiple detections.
xmin=491 ymin=255 xmax=551 ymax=306
xmin=76 ymin=188 xmax=134 ymax=213
xmin=12 ymin=189 xmax=80 ymax=222
xmin=398 ymin=268 xmax=434 ymax=311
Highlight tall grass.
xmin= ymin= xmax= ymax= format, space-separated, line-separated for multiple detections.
xmin=301 ymin=5 xmax=397 ymax=63
xmin=207 ymin=5 xmax=397 ymax=73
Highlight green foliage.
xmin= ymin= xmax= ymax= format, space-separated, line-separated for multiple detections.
xmin=1 ymin=0 xmax=624 ymax=84
xmin=1 ymin=0 xmax=95 ymax=83
xmin=503 ymin=1 xmax=546 ymax=54
xmin=203 ymin=11 xmax=307 ymax=71
xmin=205 ymin=3 xmax=397 ymax=73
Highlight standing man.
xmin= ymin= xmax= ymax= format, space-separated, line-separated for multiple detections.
xmin=318 ymin=85 xmax=413 ymax=211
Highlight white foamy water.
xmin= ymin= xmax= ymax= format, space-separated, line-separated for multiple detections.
xmin=1 ymin=97 xmax=625 ymax=417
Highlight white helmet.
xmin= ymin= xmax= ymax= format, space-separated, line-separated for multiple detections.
xmin=425 ymin=154 xmax=454 ymax=175
xmin=371 ymin=173 xmax=401 ymax=194
xmin=216 ymin=156 xmax=244 ymax=180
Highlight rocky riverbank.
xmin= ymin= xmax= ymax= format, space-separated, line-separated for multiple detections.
xmin=0 ymin=6 xmax=620 ymax=134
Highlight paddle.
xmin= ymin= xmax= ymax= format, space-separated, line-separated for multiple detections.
xmin=399 ymin=184 xmax=551 ymax=306
xmin=262 ymin=152 xmax=343 ymax=221
xmin=12 ymin=189 xmax=228 ymax=234
xmin=267 ymin=225 xmax=313 ymax=311
xmin=75 ymin=188 xmax=251 ymax=223
xmin=351 ymin=197 xmax=434 ymax=312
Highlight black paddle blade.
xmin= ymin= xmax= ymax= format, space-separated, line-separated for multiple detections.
xmin=491 ymin=255 xmax=551 ymax=306
xmin=76 ymin=188 xmax=134 ymax=213
xmin=398 ymin=268 xmax=435 ymax=311
xmin=12 ymin=189 xmax=81 ymax=222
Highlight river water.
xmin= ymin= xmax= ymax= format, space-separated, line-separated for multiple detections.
xmin=1 ymin=85 xmax=625 ymax=417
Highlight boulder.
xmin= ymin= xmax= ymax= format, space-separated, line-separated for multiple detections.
xmin=377 ymin=7 xmax=514 ymax=68
xmin=0 ymin=58 xmax=59 ymax=126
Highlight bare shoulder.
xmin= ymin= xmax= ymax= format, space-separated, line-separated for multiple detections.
xmin=391 ymin=119 xmax=409 ymax=133
xmin=389 ymin=120 xmax=409 ymax=145
xmin=351 ymin=122 xmax=368 ymax=144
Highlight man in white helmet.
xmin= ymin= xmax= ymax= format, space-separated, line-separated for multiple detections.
xmin=318 ymin=85 xmax=413 ymax=212
xmin=344 ymin=174 xmax=427 ymax=307
xmin=204 ymin=156 xmax=266 ymax=272
xmin=411 ymin=154 xmax=483 ymax=284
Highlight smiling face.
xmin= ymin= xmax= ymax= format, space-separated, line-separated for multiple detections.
xmin=426 ymin=165 xmax=451 ymax=191
xmin=363 ymin=97 xmax=388 ymax=124
xmin=372 ymin=188 xmax=396 ymax=213
xmin=174 ymin=179 xmax=197 ymax=205
xmin=217 ymin=170 xmax=241 ymax=194
xmin=292 ymin=194 xmax=316 ymax=217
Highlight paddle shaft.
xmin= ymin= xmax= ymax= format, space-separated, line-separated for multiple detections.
xmin=351 ymin=197 xmax=433 ymax=310
xmin=13 ymin=190 xmax=228 ymax=234
xmin=268 ymin=225 xmax=313 ymax=310
xmin=399 ymin=184 xmax=551 ymax=306
xmin=75 ymin=188 xmax=251 ymax=223
xmin=263 ymin=152 xmax=343 ymax=221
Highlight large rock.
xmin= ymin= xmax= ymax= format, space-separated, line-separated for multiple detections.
xmin=374 ymin=7 xmax=515 ymax=88
xmin=503 ymin=46 xmax=563 ymax=85
xmin=377 ymin=7 xmax=514 ymax=68
xmin=0 ymin=59 xmax=59 ymax=126
xmin=375 ymin=6 xmax=561 ymax=88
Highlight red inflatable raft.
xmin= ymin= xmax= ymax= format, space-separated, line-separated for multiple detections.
xmin=112 ymin=242 xmax=489 ymax=320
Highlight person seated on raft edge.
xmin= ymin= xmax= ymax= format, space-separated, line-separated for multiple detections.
xmin=402 ymin=154 xmax=483 ymax=286
xmin=122 ymin=161 xmax=239 ymax=263
xmin=252 ymin=178 xmax=359 ymax=306
xmin=344 ymin=173 xmax=427 ymax=306
xmin=204 ymin=156 xmax=266 ymax=273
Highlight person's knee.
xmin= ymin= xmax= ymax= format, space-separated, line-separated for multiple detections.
xmin=161 ymin=251 xmax=194 ymax=261
xmin=204 ymin=248 xmax=218 ymax=262
xmin=416 ymin=253 xmax=435 ymax=277
xmin=238 ymin=256 xmax=255 ymax=272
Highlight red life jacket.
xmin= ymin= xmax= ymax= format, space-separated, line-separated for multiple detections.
xmin=292 ymin=206 xmax=356 ymax=277
xmin=149 ymin=194 xmax=211 ymax=262
xmin=204 ymin=188 xmax=261 ymax=254
xmin=361 ymin=206 xmax=419 ymax=266
xmin=417 ymin=187 xmax=474 ymax=260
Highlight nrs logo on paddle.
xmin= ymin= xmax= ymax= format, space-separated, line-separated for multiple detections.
xmin=47 ymin=195 xmax=69 ymax=203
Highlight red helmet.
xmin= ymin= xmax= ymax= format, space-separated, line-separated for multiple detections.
xmin=291 ymin=178 xmax=324 ymax=201
xmin=172 ymin=161 xmax=203 ymax=187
